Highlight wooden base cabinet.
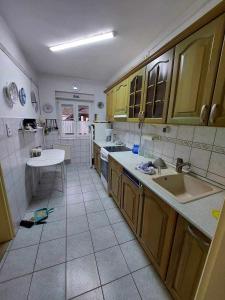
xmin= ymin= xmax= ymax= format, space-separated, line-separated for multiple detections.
xmin=93 ymin=143 xmax=101 ymax=175
xmin=138 ymin=187 xmax=177 ymax=280
xmin=121 ymin=173 xmax=140 ymax=233
xmin=166 ymin=215 xmax=210 ymax=300
xmin=108 ymin=157 xmax=123 ymax=207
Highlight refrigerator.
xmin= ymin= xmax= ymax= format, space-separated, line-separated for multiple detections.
xmin=89 ymin=122 xmax=111 ymax=167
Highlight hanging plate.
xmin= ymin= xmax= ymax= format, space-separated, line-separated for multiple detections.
xmin=43 ymin=103 xmax=53 ymax=113
xmin=3 ymin=86 xmax=13 ymax=107
xmin=7 ymin=82 xmax=19 ymax=104
xmin=19 ymin=88 xmax=26 ymax=106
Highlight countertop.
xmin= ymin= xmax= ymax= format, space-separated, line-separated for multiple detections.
xmin=108 ymin=151 xmax=224 ymax=239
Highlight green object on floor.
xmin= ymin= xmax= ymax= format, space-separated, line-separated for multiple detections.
xmin=212 ymin=209 xmax=221 ymax=220
xmin=33 ymin=208 xmax=54 ymax=224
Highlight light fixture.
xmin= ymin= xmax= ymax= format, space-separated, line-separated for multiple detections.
xmin=49 ymin=31 xmax=115 ymax=52
xmin=73 ymin=86 xmax=78 ymax=90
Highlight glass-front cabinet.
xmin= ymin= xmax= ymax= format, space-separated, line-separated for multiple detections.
xmin=128 ymin=68 xmax=146 ymax=121
xmin=143 ymin=49 xmax=174 ymax=123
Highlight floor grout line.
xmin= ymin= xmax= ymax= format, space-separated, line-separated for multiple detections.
xmin=0 ymin=166 xmax=152 ymax=299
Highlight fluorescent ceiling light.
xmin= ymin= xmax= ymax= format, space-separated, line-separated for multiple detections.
xmin=50 ymin=31 xmax=114 ymax=52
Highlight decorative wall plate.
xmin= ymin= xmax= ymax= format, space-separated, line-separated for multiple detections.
xmin=7 ymin=82 xmax=19 ymax=104
xmin=3 ymin=86 xmax=13 ymax=107
xmin=19 ymin=88 xmax=26 ymax=106
xmin=43 ymin=103 xmax=53 ymax=113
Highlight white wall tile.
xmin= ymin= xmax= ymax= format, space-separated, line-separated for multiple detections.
xmin=162 ymin=142 xmax=175 ymax=158
xmin=189 ymin=148 xmax=211 ymax=170
xmin=208 ymin=152 xmax=225 ymax=178
xmin=174 ymin=144 xmax=191 ymax=163
xmin=214 ymin=128 xmax=225 ymax=148
xmin=177 ymin=126 xmax=194 ymax=141
xmin=193 ymin=127 xmax=216 ymax=145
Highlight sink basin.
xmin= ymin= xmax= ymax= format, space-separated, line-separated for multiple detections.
xmin=152 ymin=173 xmax=220 ymax=203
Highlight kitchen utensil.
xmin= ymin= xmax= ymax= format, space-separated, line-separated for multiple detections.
xmin=153 ymin=158 xmax=167 ymax=169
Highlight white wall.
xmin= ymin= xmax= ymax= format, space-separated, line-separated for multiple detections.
xmin=107 ymin=0 xmax=222 ymax=86
xmin=38 ymin=74 xmax=106 ymax=121
xmin=0 ymin=15 xmax=39 ymax=119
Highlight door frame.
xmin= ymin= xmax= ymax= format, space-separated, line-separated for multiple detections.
xmin=195 ymin=201 xmax=225 ymax=299
xmin=0 ymin=164 xmax=14 ymax=243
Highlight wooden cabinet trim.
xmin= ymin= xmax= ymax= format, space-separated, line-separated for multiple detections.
xmin=167 ymin=14 xmax=225 ymax=125
xmin=105 ymin=2 xmax=225 ymax=94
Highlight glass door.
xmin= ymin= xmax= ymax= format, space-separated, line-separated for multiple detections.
xmin=60 ymin=103 xmax=76 ymax=137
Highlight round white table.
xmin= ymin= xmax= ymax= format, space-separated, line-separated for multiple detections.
xmin=27 ymin=149 xmax=65 ymax=194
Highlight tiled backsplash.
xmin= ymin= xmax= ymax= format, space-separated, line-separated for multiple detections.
xmin=45 ymin=131 xmax=90 ymax=166
xmin=0 ymin=118 xmax=43 ymax=228
xmin=113 ymin=122 xmax=225 ymax=187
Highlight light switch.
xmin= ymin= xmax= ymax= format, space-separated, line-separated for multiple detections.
xmin=6 ymin=124 xmax=12 ymax=137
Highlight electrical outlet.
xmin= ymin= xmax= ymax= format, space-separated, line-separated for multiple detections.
xmin=5 ymin=124 xmax=12 ymax=137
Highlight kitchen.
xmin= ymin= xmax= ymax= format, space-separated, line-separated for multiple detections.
xmin=0 ymin=0 xmax=225 ymax=299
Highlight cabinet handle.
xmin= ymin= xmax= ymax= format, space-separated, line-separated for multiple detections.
xmin=187 ymin=225 xmax=210 ymax=247
xmin=200 ymin=104 xmax=209 ymax=125
xmin=209 ymin=104 xmax=219 ymax=124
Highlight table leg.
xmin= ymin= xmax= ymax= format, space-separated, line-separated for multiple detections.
xmin=60 ymin=163 xmax=64 ymax=192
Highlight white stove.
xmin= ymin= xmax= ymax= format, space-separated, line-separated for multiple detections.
xmin=100 ymin=145 xmax=131 ymax=190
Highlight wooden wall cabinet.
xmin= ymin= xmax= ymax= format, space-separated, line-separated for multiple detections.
xmin=120 ymin=173 xmax=140 ymax=233
xmin=114 ymin=79 xmax=129 ymax=118
xmin=167 ymin=14 xmax=225 ymax=125
xmin=93 ymin=143 xmax=101 ymax=175
xmin=143 ymin=49 xmax=174 ymax=123
xmin=166 ymin=215 xmax=210 ymax=300
xmin=210 ymin=38 xmax=225 ymax=127
xmin=138 ymin=187 xmax=177 ymax=279
xmin=128 ymin=67 xmax=146 ymax=121
xmin=106 ymin=89 xmax=114 ymax=122
xmin=108 ymin=157 xmax=123 ymax=206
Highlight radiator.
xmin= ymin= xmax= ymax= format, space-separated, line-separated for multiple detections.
xmin=53 ymin=144 xmax=71 ymax=160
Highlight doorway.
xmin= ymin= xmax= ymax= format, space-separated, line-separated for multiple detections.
xmin=0 ymin=164 xmax=14 ymax=261
xmin=57 ymin=100 xmax=93 ymax=138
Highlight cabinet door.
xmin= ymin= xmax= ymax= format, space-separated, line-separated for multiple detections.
xmin=210 ymin=38 xmax=225 ymax=126
xmin=144 ymin=49 xmax=174 ymax=123
xmin=138 ymin=187 xmax=177 ymax=279
xmin=128 ymin=68 xmax=146 ymax=120
xmin=166 ymin=215 xmax=210 ymax=300
xmin=114 ymin=79 xmax=128 ymax=117
xmin=108 ymin=158 xmax=122 ymax=206
xmin=167 ymin=14 xmax=225 ymax=125
xmin=106 ymin=89 xmax=114 ymax=122
xmin=121 ymin=174 xmax=140 ymax=232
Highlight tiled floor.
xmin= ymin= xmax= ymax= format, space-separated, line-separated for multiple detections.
xmin=0 ymin=165 xmax=171 ymax=299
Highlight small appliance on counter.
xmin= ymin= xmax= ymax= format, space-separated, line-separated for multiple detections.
xmin=105 ymin=129 xmax=113 ymax=142
xmin=30 ymin=146 xmax=42 ymax=157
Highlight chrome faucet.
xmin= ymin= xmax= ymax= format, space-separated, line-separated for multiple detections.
xmin=176 ymin=158 xmax=191 ymax=173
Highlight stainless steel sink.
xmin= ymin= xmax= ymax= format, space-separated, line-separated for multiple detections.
xmin=152 ymin=173 xmax=221 ymax=203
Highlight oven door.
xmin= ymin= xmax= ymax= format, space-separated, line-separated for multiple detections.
xmin=100 ymin=156 xmax=108 ymax=190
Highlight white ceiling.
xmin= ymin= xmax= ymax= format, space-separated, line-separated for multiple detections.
xmin=0 ymin=0 xmax=201 ymax=82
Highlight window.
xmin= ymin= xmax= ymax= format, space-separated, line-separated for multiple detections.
xmin=58 ymin=100 xmax=92 ymax=138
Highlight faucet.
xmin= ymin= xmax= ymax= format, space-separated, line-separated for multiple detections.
xmin=176 ymin=158 xmax=191 ymax=173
